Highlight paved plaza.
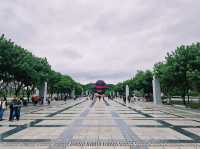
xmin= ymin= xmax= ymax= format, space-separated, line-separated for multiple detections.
xmin=0 ymin=98 xmax=199 ymax=149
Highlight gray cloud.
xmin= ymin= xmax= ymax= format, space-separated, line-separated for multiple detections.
xmin=1 ymin=0 xmax=200 ymax=84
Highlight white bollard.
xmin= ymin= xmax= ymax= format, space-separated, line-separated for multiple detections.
xmin=152 ymin=76 xmax=161 ymax=104
xmin=43 ymin=82 xmax=48 ymax=105
xmin=126 ymin=85 xmax=129 ymax=104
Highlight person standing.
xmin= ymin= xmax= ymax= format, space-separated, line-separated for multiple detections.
xmin=47 ymin=97 xmax=50 ymax=105
xmin=123 ymin=95 xmax=126 ymax=104
xmin=0 ymin=97 xmax=3 ymax=121
xmin=0 ymin=97 xmax=6 ymax=121
xmin=128 ymin=95 xmax=131 ymax=103
xmin=9 ymin=96 xmax=17 ymax=121
xmin=3 ymin=96 xmax=7 ymax=110
xmin=64 ymin=95 xmax=67 ymax=104
xmin=15 ymin=98 xmax=22 ymax=120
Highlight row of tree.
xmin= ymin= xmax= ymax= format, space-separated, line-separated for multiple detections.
xmin=0 ymin=34 xmax=83 ymax=101
xmin=114 ymin=70 xmax=153 ymax=100
xmin=114 ymin=43 xmax=200 ymax=104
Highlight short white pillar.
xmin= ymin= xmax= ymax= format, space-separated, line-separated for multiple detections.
xmin=152 ymin=76 xmax=161 ymax=104
xmin=126 ymin=85 xmax=129 ymax=104
xmin=43 ymin=82 xmax=48 ymax=105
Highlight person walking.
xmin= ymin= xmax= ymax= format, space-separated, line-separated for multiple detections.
xmin=9 ymin=96 xmax=17 ymax=121
xmin=0 ymin=97 xmax=6 ymax=121
xmin=47 ymin=97 xmax=50 ymax=105
xmin=128 ymin=95 xmax=131 ymax=103
xmin=0 ymin=97 xmax=3 ymax=121
xmin=15 ymin=98 xmax=22 ymax=120
xmin=123 ymin=95 xmax=126 ymax=104
xmin=64 ymin=95 xmax=67 ymax=104
xmin=3 ymin=96 xmax=8 ymax=110
xmin=9 ymin=96 xmax=21 ymax=121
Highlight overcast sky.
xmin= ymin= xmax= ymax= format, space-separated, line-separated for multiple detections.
xmin=1 ymin=0 xmax=200 ymax=84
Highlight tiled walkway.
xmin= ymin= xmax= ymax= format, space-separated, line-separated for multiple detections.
xmin=0 ymin=98 xmax=199 ymax=149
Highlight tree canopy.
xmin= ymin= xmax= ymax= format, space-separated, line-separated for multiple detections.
xmin=114 ymin=70 xmax=153 ymax=98
xmin=0 ymin=34 xmax=83 ymax=98
xmin=154 ymin=43 xmax=200 ymax=104
xmin=114 ymin=42 xmax=200 ymax=104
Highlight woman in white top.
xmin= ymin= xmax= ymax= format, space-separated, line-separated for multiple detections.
xmin=0 ymin=97 xmax=7 ymax=121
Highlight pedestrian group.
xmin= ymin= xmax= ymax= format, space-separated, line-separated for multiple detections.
xmin=0 ymin=96 xmax=22 ymax=121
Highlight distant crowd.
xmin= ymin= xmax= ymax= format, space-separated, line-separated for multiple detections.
xmin=0 ymin=95 xmax=52 ymax=121
xmin=0 ymin=94 xmax=81 ymax=121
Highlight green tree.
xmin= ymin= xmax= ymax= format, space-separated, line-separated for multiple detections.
xmin=154 ymin=43 xmax=200 ymax=105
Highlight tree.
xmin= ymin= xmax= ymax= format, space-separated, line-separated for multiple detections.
xmin=154 ymin=43 xmax=200 ymax=105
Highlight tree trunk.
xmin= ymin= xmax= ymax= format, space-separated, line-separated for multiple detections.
xmin=26 ymin=87 xmax=31 ymax=103
xmin=50 ymin=93 xmax=53 ymax=101
xmin=22 ymin=88 xmax=25 ymax=97
xmin=167 ymin=95 xmax=172 ymax=104
xmin=14 ymin=82 xmax=23 ymax=96
xmin=182 ymin=95 xmax=186 ymax=105
xmin=187 ymin=94 xmax=190 ymax=105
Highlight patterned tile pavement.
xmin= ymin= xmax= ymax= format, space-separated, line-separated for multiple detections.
xmin=0 ymin=97 xmax=199 ymax=149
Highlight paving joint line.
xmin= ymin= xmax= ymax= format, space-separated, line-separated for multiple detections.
xmin=113 ymin=99 xmax=200 ymax=144
xmin=0 ymin=99 xmax=86 ymax=141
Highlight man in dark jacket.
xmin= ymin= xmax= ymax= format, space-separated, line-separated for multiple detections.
xmin=15 ymin=98 xmax=22 ymax=120
xmin=9 ymin=97 xmax=21 ymax=121
xmin=9 ymin=96 xmax=17 ymax=121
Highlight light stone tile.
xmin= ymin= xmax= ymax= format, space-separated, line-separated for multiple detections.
xmin=0 ymin=127 xmax=15 ymax=133
xmin=119 ymin=114 xmax=145 ymax=118
xmin=36 ymin=120 xmax=72 ymax=125
xmin=148 ymin=146 xmax=164 ymax=149
xmin=131 ymin=127 xmax=191 ymax=140
xmin=21 ymin=116 xmax=47 ymax=119
xmin=51 ymin=116 xmax=77 ymax=119
xmin=0 ymin=120 xmax=34 ymax=125
xmin=164 ymin=120 xmax=200 ymax=126
xmin=68 ymin=110 xmax=84 ymax=112
xmin=87 ymin=114 xmax=112 ymax=117
xmin=33 ymin=110 xmax=57 ymax=114
xmin=23 ymin=113 xmax=49 ymax=117
xmin=82 ymin=119 xmax=116 ymax=125
xmin=180 ymin=144 xmax=200 ymax=149
xmin=0 ymin=145 xmax=48 ymax=149
xmin=65 ymin=146 xmax=131 ymax=149
xmin=124 ymin=119 xmax=162 ymax=125
xmin=116 ymin=111 xmax=138 ymax=114
xmin=142 ymin=111 xmax=164 ymax=114
xmin=24 ymin=117 xmax=72 ymax=120
xmin=157 ymin=144 xmax=199 ymax=149
xmin=89 ymin=112 xmax=111 ymax=114
xmin=61 ymin=111 xmax=82 ymax=114
xmin=164 ymin=146 xmax=181 ymax=149
xmin=55 ymin=113 xmax=80 ymax=117
xmin=73 ymin=127 xmax=124 ymax=140
xmin=6 ymin=127 xmax=67 ymax=139
xmin=112 ymin=110 xmax=132 ymax=112
xmin=150 ymin=114 xmax=178 ymax=118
